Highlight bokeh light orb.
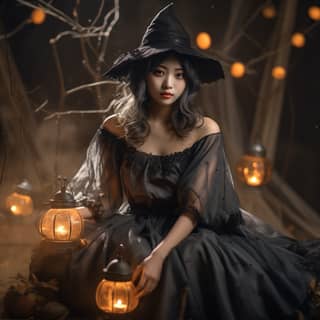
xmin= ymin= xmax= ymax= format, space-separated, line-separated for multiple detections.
xmin=291 ymin=33 xmax=306 ymax=48
xmin=272 ymin=66 xmax=286 ymax=80
xmin=308 ymin=6 xmax=320 ymax=21
xmin=196 ymin=32 xmax=212 ymax=50
xmin=31 ymin=8 xmax=46 ymax=25
xmin=262 ymin=5 xmax=277 ymax=19
xmin=230 ymin=62 xmax=245 ymax=78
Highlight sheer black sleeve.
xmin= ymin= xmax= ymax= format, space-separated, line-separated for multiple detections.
xmin=177 ymin=133 xmax=243 ymax=231
xmin=68 ymin=127 xmax=125 ymax=218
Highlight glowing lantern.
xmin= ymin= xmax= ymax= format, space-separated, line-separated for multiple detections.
xmin=196 ymin=32 xmax=211 ymax=50
xmin=96 ymin=246 xmax=139 ymax=314
xmin=262 ymin=5 xmax=276 ymax=19
xmin=230 ymin=62 xmax=245 ymax=78
xmin=272 ymin=66 xmax=286 ymax=80
xmin=308 ymin=6 xmax=320 ymax=21
xmin=38 ymin=179 xmax=83 ymax=242
xmin=237 ymin=143 xmax=272 ymax=187
xmin=5 ymin=181 xmax=33 ymax=216
xmin=291 ymin=33 xmax=306 ymax=48
xmin=31 ymin=8 xmax=46 ymax=25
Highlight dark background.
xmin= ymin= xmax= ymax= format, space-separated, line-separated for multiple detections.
xmin=1 ymin=0 xmax=319 ymax=212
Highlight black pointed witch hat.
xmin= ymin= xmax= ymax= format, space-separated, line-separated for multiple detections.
xmin=104 ymin=3 xmax=224 ymax=83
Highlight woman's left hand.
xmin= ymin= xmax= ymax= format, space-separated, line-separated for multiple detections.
xmin=132 ymin=251 xmax=165 ymax=298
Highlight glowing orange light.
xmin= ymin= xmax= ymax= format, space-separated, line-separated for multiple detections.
xmin=308 ymin=6 xmax=320 ymax=21
xmin=230 ymin=62 xmax=245 ymax=78
xmin=262 ymin=5 xmax=277 ymax=19
xmin=31 ymin=8 xmax=46 ymax=25
xmin=39 ymin=208 xmax=82 ymax=242
xmin=96 ymin=279 xmax=138 ymax=314
xmin=272 ymin=66 xmax=286 ymax=80
xmin=291 ymin=33 xmax=306 ymax=48
xmin=6 ymin=192 xmax=33 ymax=216
xmin=237 ymin=156 xmax=272 ymax=187
xmin=196 ymin=32 xmax=211 ymax=50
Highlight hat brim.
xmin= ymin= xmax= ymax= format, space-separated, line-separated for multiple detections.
xmin=103 ymin=46 xmax=224 ymax=83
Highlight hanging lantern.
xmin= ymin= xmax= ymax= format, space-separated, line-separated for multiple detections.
xmin=291 ymin=33 xmax=306 ymax=48
xmin=31 ymin=8 xmax=46 ymax=24
xmin=38 ymin=178 xmax=83 ymax=242
xmin=237 ymin=144 xmax=272 ymax=187
xmin=96 ymin=245 xmax=139 ymax=314
xmin=308 ymin=6 xmax=320 ymax=21
xmin=5 ymin=180 xmax=34 ymax=216
xmin=196 ymin=32 xmax=211 ymax=50
xmin=230 ymin=62 xmax=245 ymax=78
xmin=261 ymin=5 xmax=276 ymax=19
xmin=272 ymin=66 xmax=286 ymax=80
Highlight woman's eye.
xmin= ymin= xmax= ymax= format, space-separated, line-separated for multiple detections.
xmin=153 ymin=69 xmax=164 ymax=76
xmin=176 ymin=73 xmax=184 ymax=79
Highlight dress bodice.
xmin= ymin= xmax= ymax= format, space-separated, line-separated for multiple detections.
xmin=121 ymin=140 xmax=198 ymax=209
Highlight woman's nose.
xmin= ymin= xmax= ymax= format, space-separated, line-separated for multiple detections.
xmin=162 ymin=74 xmax=173 ymax=89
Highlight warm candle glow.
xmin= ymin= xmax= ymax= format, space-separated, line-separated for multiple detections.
xmin=243 ymin=167 xmax=263 ymax=187
xmin=196 ymin=32 xmax=212 ymax=50
xmin=31 ymin=8 xmax=46 ymax=24
xmin=262 ymin=5 xmax=276 ymax=19
xmin=55 ymin=225 xmax=68 ymax=236
xmin=237 ymin=154 xmax=272 ymax=187
xmin=308 ymin=6 xmax=320 ymax=21
xmin=6 ymin=192 xmax=33 ymax=216
xmin=114 ymin=299 xmax=127 ymax=310
xmin=230 ymin=62 xmax=245 ymax=78
xmin=39 ymin=208 xmax=82 ymax=242
xmin=291 ymin=33 xmax=305 ymax=48
xmin=272 ymin=66 xmax=286 ymax=80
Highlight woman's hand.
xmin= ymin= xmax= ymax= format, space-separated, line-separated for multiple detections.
xmin=132 ymin=251 xmax=165 ymax=298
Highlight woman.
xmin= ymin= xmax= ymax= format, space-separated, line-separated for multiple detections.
xmin=65 ymin=4 xmax=320 ymax=320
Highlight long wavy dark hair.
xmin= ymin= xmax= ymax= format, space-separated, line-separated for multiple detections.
xmin=111 ymin=51 xmax=203 ymax=146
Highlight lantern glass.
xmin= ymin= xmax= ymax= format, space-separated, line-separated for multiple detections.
xmin=6 ymin=192 xmax=33 ymax=216
xmin=39 ymin=208 xmax=82 ymax=242
xmin=237 ymin=155 xmax=272 ymax=187
xmin=96 ymin=279 xmax=138 ymax=314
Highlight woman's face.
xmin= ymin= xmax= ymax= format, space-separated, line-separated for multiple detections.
xmin=146 ymin=55 xmax=186 ymax=107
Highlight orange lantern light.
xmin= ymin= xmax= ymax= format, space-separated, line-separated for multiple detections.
xmin=196 ymin=32 xmax=212 ymax=50
xmin=272 ymin=66 xmax=286 ymax=80
xmin=230 ymin=62 xmax=246 ymax=78
xmin=237 ymin=144 xmax=272 ymax=187
xmin=262 ymin=5 xmax=277 ymax=19
xmin=31 ymin=8 xmax=46 ymax=25
xmin=96 ymin=247 xmax=139 ymax=314
xmin=291 ymin=33 xmax=306 ymax=48
xmin=308 ymin=6 xmax=320 ymax=21
xmin=38 ymin=179 xmax=83 ymax=242
xmin=5 ymin=181 xmax=33 ymax=216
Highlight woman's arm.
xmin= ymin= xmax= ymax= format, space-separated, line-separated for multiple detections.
xmin=133 ymin=213 xmax=196 ymax=298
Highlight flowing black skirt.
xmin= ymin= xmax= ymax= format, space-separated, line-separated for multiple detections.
xmin=60 ymin=210 xmax=319 ymax=320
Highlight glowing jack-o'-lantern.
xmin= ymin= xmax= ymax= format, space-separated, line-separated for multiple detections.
xmin=6 ymin=181 xmax=33 ymax=216
xmin=38 ymin=179 xmax=82 ymax=242
xmin=237 ymin=144 xmax=272 ymax=187
xmin=96 ymin=247 xmax=139 ymax=314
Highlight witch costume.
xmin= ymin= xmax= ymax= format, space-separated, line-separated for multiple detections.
xmin=31 ymin=4 xmax=320 ymax=320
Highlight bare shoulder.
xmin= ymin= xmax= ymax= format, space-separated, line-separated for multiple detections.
xmin=102 ymin=114 xmax=125 ymax=137
xmin=196 ymin=116 xmax=220 ymax=139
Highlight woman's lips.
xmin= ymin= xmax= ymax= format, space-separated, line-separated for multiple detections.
xmin=160 ymin=93 xmax=173 ymax=99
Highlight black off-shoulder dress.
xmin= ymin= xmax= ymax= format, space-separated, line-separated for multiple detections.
xmin=60 ymin=128 xmax=320 ymax=320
